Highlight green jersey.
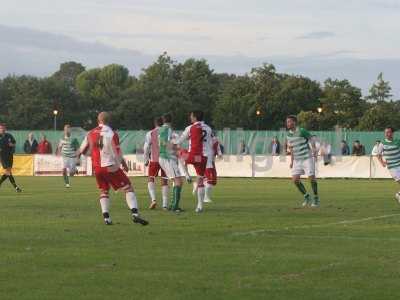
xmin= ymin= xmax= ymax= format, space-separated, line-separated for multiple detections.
xmin=59 ymin=136 xmax=79 ymax=158
xmin=158 ymin=124 xmax=176 ymax=160
xmin=287 ymin=127 xmax=312 ymax=160
xmin=380 ymin=139 xmax=400 ymax=170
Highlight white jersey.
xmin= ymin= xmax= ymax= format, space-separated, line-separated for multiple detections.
xmin=80 ymin=124 xmax=122 ymax=168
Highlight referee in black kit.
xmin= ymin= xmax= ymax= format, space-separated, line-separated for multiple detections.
xmin=0 ymin=124 xmax=22 ymax=192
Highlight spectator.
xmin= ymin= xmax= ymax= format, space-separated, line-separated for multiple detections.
xmin=268 ymin=136 xmax=281 ymax=155
xmin=352 ymin=140 xmax=365 ymax=156
xmin=340 ymin=140 xmax=350 ymax=156
xmin=239 ymin=141 xmax=249 ymax=155
xmin=371 ymin=140 xmax=381 ymax=156
xmin=37 ymin=134 xmax=53 ymax=154
xmin=23 ymin=132 xmax=38 ymax=154
xmin=320 ymin=141 xmax=332 ymax=165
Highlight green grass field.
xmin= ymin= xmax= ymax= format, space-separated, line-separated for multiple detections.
xmin=1 ymin=177 xmax=400 ymax=300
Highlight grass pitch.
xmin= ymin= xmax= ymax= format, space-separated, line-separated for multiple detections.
xmin=1 ymin=177 xmax=400 ymax=300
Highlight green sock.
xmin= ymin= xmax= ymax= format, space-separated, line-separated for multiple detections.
xmin=63 ymin=174 xmax=70 ymax=185
xmin=172 ymin=186 xmax=182 ymax=210
xmin=311 ymin=180 xmax=318 ymax=196
xmin=170 ymin=187 xmax=176 ymax=210
xmin=294 ymin=181 xmax=307 ymax=195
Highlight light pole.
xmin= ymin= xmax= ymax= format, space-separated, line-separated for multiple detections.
xmin=317 ymin=107 xmax=323 ymax=114
xmin=53 ymin=110 xmax=58 ymax=132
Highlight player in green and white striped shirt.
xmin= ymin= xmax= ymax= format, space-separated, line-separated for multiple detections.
xmin=286 ymin=115 xmax=320 ymax=207
xmin=57 ymin=124 xmax=79 ymax=188
xmin=158 ymin=114 xmax=184 ymax=212
xmin=377 ymin=127 xmax=400 ymax=204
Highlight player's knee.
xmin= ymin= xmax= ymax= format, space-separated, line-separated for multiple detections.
xmin=148 ymin=176 xmax=155 ymax=183
xmin=100 ymin=191 xmax=109 ymax=198
xmin=121 ymin=184 xmax=133 ymax=193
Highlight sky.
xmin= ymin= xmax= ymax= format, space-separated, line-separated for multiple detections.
xmin=1 ymin=0 xmax=400 ymax=97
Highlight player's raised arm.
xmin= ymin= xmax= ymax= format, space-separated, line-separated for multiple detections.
xmin=78 ymin=135 xmax=89 ymax=157
xmin=175 ymin=125 xmax=191 ymax=145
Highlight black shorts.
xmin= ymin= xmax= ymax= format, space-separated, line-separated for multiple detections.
xmin=0 ymin=155 xmax=13 ymax=169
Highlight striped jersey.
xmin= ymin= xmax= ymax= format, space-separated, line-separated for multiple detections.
xmin=143 ymin=127 xmax=160 ymax=162
xmin=287 ymin=127 xmax=312 ymax=160
xmin=379 ymin=139 xmax=400 ymax=169
xmin=59 ymin=136 xmax=79 ymax=158
xmin=158 ymin=124 xmax=177 ymax=160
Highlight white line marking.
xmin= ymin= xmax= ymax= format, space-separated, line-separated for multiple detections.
xmin=265 ymin=234 xmax=400 ymax=242
xmin=233 ymin=213 xmax=400 ymax=236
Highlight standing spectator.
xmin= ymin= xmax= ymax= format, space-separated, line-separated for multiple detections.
xmin=371 ymin=140 xmax=381 ymax=156
xmin=352 ymin=140 xmax=366 ymax=156
xmin=340 ymin=140 xmax=350 ymax=156
xmin=320 ymin=141 xmax=332 ymax=165
xmin=239 ymin=141 xmax=249 ymax=155
xmin=269 ymin=136 xmax=281 ymax=155
xmin=37 ymin=134 xmax=53 ymax=154
xmin=23 ymin=132 xmax=38 ymax=154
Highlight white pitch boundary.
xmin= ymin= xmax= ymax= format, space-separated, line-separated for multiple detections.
xmin=233 ymin=213 xmax=400 ymax=236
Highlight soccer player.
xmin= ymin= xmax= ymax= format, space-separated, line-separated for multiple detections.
xmin=158 ymin=114 xmax=184 ymax=212
xmin=0 ymin=124 xmax=22 ymax=192
xmin=204 ymin=133 xmax=222 ymax=203
xmin=286 ymin=115 xmax=319 ymax=207
xmin=79 ymin=112 xmax=148 ymax=226
xmin=143 ymin=117 xmax=169 ymax=210
xmin=377 ymin=127 xmax=400 ymax=201
xmin=57 ymin=125 xmax=79 ymax=188
xmin=176 ymin=111 xmax=212 ymax=213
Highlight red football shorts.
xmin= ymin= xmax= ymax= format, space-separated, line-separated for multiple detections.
xmin=184 ymin=153 xmax=207 ymax=177
xmin=94 ymin=166 xmax=131 ymax=191
xmin=148 ymin=161 xmax=167 ymax=178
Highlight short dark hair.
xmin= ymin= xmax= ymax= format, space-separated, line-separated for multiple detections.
xmin=191 ymin=110 xmax=204 ymax=121
xmin=162 ymin=113 xmax=172 ymax=124
xmin=386 ymin=126 xmax=395 ymax=132
xmin=286 ymin=115 xmax=297 ymax=122
xmin=154 ymin=117 xmax=163 ymax=127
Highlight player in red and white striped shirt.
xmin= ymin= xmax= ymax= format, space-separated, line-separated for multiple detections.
xmin=79 ymin=112 xmax=148 ymax=226
xmin=176 ymin=111 xmax=212 ymax=213
xmin=143 ymin=117 xmax=169 ymax=210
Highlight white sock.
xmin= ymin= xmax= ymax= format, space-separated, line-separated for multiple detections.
xmin=205 ymin=183 xmax=213 ymax=200
xmin=162 ymin=185 xmax=169 ymax=208
xmin=125 ymin=191 xmax=138 ymax=210
xmin=99 ymin=197 xmax=110 ymax=214
xmin=197 ymin=186 xmax=205 ymax=209
xmin=147 ymin=181 xmax=156 ymax=202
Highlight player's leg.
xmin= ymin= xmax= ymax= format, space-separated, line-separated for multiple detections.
xmin=109 ymin=169 xmax=148 ymax=225
xmin=160 ymin=175 xmax=169 ymax=210
xmin=121 ymin=184 xmax=149 ymax=225
xmin=178 ymin=157 xmax=191 ymax=183
xmin=306 ymin=157 xmax=319 ymax=207
xmin=95 ymin=168 xmax=112 ymax=225
xmin=147 ymin=162 xmax=158 ymax=209
xmin=2 ymin=156 xmax=21 ymax=192
xmin=99 ymin=189 xmax=112 ymax=225
xmin=194 ymin=158 xmax=207 ymax=212
xmin=204 ymin=163 xmax=217 ymax=203
xmin=292 ymin=174 xmax=311 ymax=206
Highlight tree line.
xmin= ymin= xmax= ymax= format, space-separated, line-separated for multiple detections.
xmin=0 ymin=52 xmax=397 ymax=131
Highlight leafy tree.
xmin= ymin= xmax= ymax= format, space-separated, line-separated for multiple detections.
xmin=366 ymin=72 xmax=392 ymax=103
xmin=319 ymin=79 xmax=366 ymax=129
xmin=357 ymin=101 xmax=400 ymax=130
xmin=213 ymin=75 xmax=258 ymax=129
xmin=52 ymin=61 xmax=85 ymax=87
